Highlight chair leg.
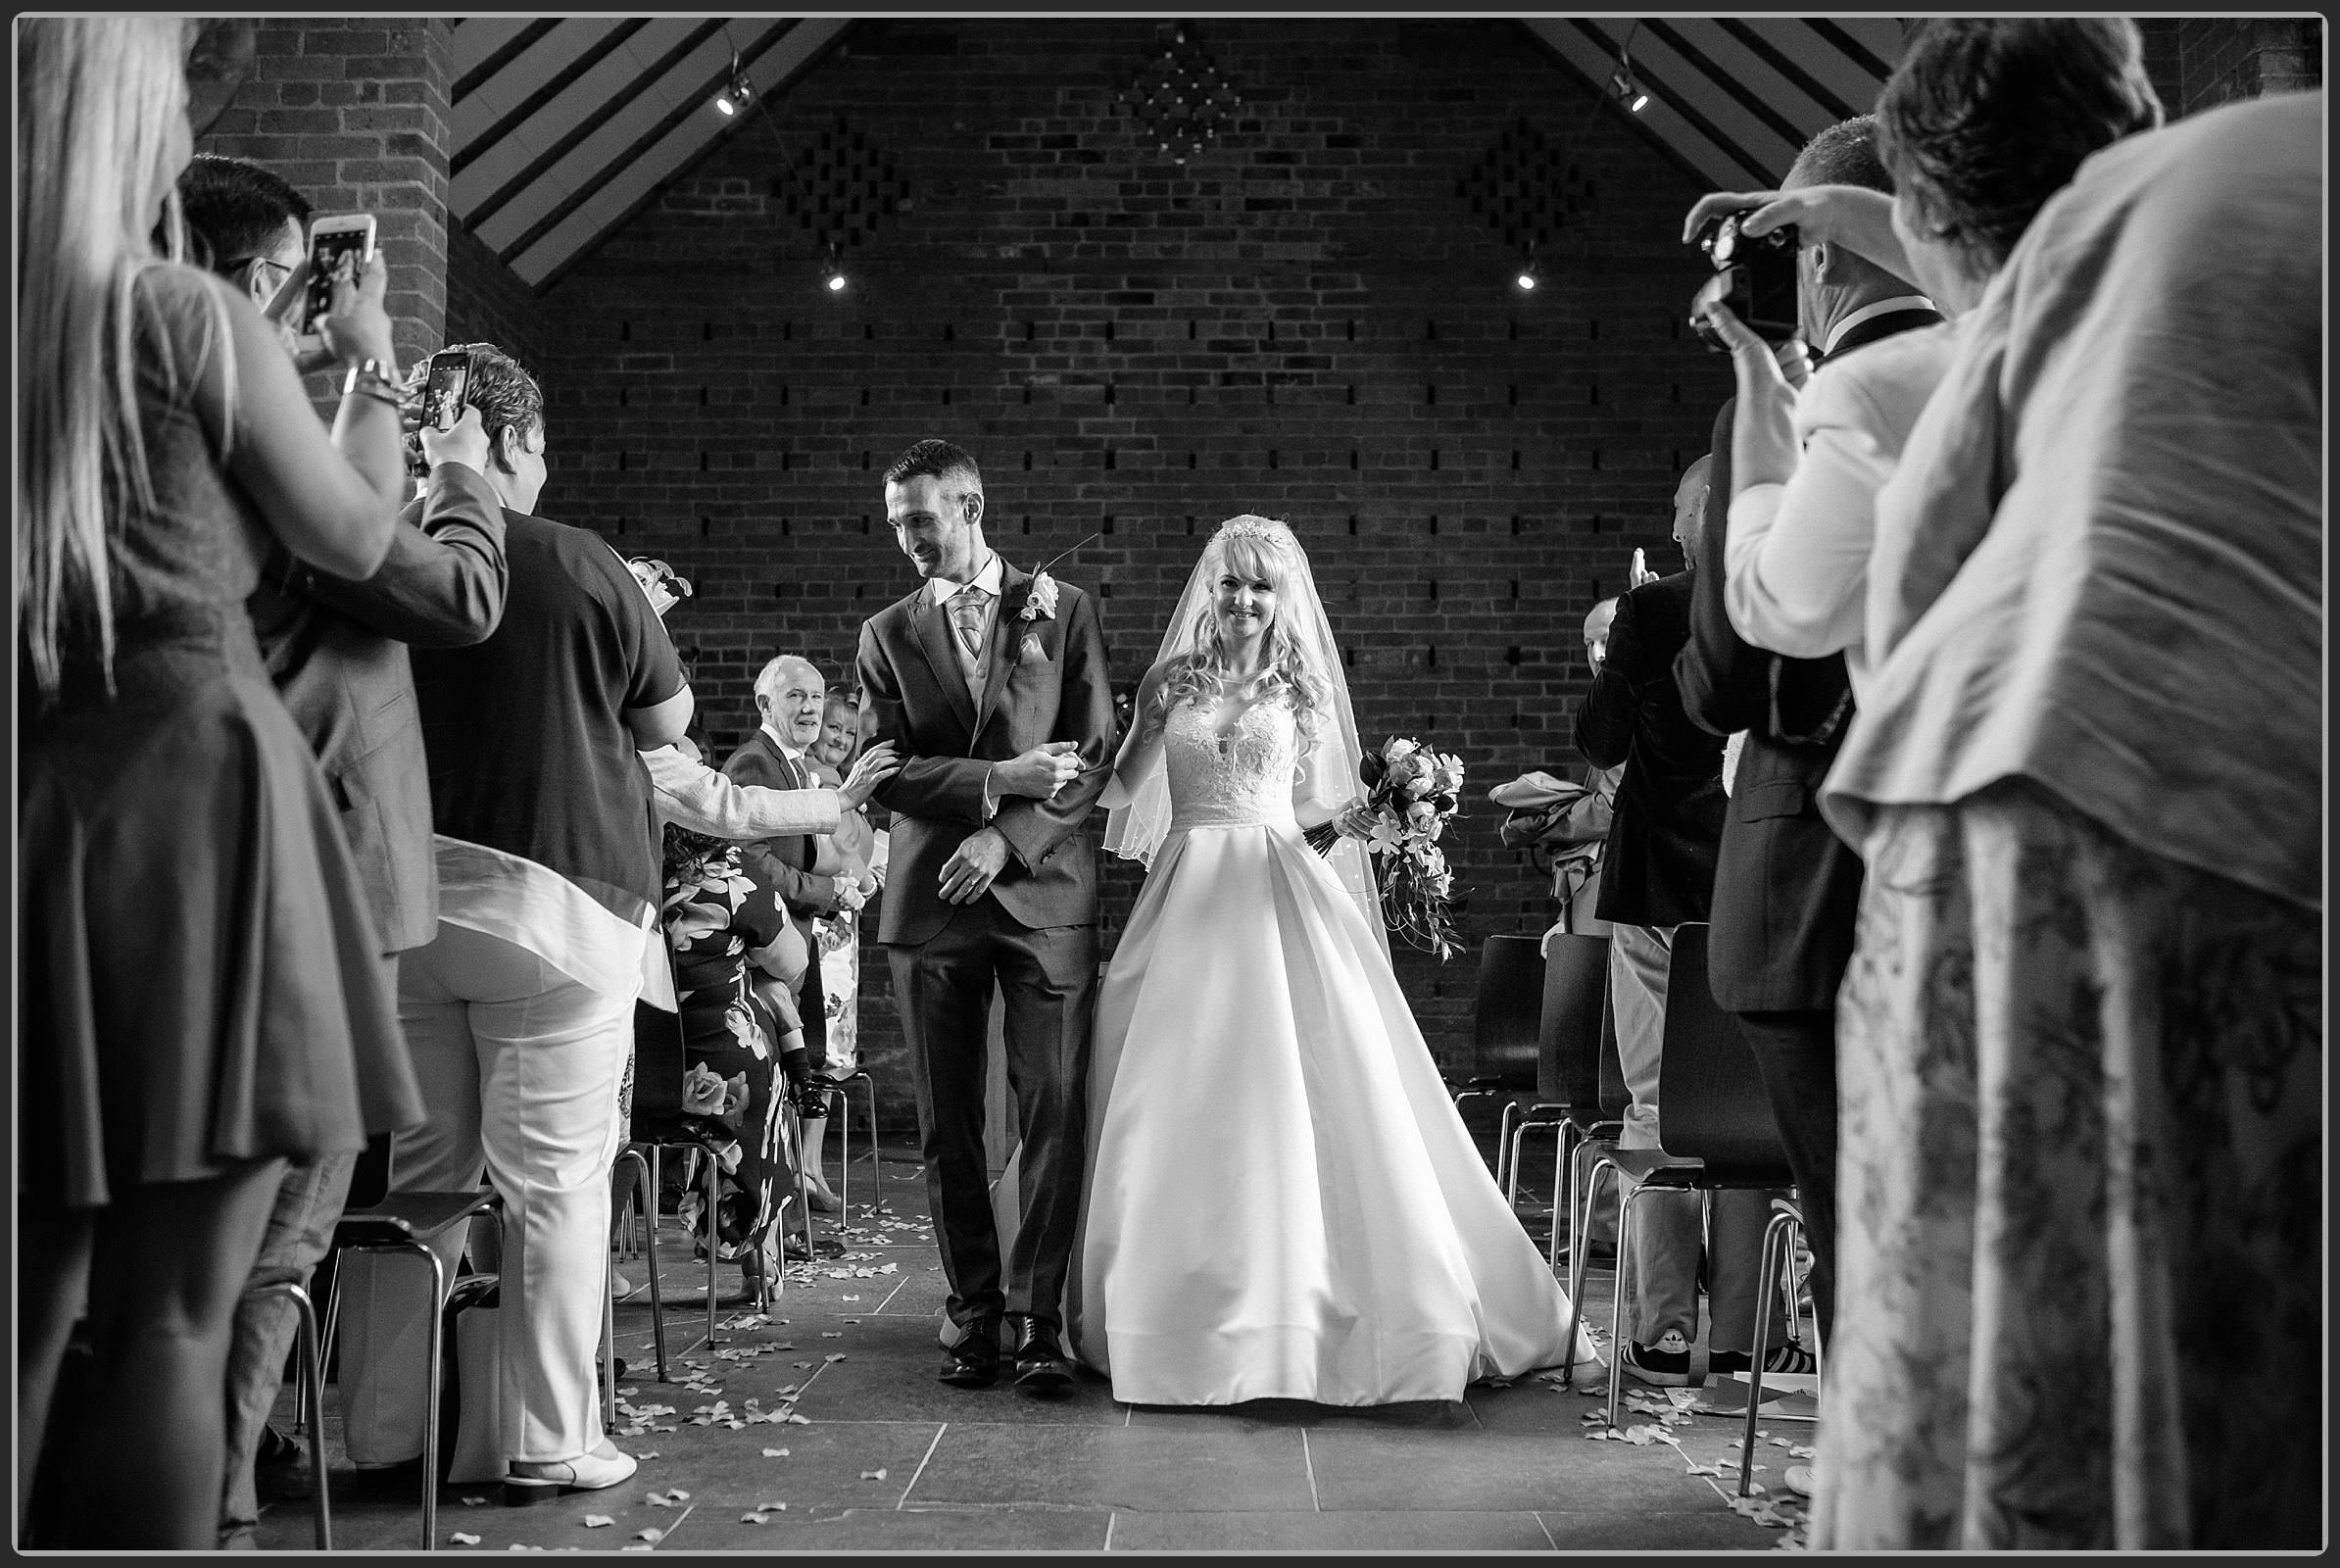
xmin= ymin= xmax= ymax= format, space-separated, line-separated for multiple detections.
xmin=1565 ymin=1154 xmax=1619 ymax=1391
xmin=1608 ymin=1177 xmax=1646 ymax=1435
xmin=643 ymin=1147 xmax=668 ymax=1382
xmin=1547 ymin=1122 xmax=1581 ymax=1274
xmin=245 ymin=1280 xmax=332 ymax=1550
xmin=1739 ymin=1206 xmax=1795 ymax=1498
xmin=835 ymin=1079 xmax=852 ymax=1218
xmin=419 ymin=1246 xmax=449 ymax=1551
xmin=701 ymin=1151 xmax=720 ymax=1350
xmin=1494 ymin=1101 xmax=1520 ymax=1190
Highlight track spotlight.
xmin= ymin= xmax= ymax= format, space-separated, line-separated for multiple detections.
xmin=711 ymin=52 xmax=753 ymax=117
xmin=822 ymin=256 xmax=848 ymax=294
xmin=1515 ymin=266 xmax=1538 ymax=292
xmin=1609 ymin=68 xmax=1649 ymax=114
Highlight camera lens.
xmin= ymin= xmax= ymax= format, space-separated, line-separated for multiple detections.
xmin=1711 ymin=215 xmax=1740 ymax=267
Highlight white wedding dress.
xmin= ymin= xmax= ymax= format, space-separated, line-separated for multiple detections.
xmin=1067 ymin=695 xmax=1599 ymax=1405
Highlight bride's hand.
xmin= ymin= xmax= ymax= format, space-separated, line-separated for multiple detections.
xmin=1334 ymin=800 xmax=1377 ymax=840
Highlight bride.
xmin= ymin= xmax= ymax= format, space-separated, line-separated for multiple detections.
xmin=1068 ymin=514 xmax=1601 ymax=1405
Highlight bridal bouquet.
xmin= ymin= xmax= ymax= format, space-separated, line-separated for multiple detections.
xmin=1305 ymin=736 xmax=1467 ymax=959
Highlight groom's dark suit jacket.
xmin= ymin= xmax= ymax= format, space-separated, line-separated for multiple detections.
xmin=855 ymin=561 xmax=1116 ymax=946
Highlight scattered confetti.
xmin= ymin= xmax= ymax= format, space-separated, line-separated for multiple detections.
xmin=634 ymin=1527 xmax=664 ymax=1544
xmin=583 ymin=1516 xmax=615 ymax=1529
xmin=461 ymin=1495 xmax=490 ymax=1506
xmin=450 ymin=1533 xmax=481 ymax=1545
xmin=761 ymin=1447 xmax=791 ymax=1458
xmin=860 ymin=1468 xmax=889 ymax=1481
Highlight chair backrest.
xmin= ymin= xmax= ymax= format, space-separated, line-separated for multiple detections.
xmin=1656 ymin=924 xmax=1791 ymax=1183
xmin=346 ymin=1131 xmax=394 ymax=1211
xmin=1537 ymin=933 xmax=1609 ymax=1106
xmin=633 ymin=996 xmax=689 ymax=1128
xmin=1471 ymin=934 xmax=1547 ymax=1090
xmin=1597 ymin=984 xmax=1630 ymax=1121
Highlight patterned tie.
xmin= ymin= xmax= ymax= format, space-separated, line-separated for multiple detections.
xmin=950 ymin=584 xmax=990 ymax=660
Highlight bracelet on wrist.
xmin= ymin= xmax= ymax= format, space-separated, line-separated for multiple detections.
xmin=341 ymin=359 xmax=403 ymax=402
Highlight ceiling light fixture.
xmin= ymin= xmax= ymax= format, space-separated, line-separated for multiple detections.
xmin=1608 ymin=23 xmax=1650 ymax=114
xmin=711 ymin=50 xmax=753 ymax=117
xmin=822 ymin=253 xmax=848 ymax=294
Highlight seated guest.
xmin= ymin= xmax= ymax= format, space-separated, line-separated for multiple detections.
xmin=662 ymin=826 xmax=822 ymax=1287
xmin=176 ymin=151 xmax=514 ymax=1549
xmin=1816 ymin=48 xmax=2316 ymax=1552
xmin=333 ymin=345 xmax=684 ymax=1498
xmin=1572 ymin=461 xmax=1797 ymax=1387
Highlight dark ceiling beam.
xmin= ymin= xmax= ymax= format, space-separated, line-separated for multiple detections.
xmin=1566 ymin=18 xmax=1778 ymax=186
xmin=527 ymin=19 xmax=858 ymax=294
xmin=450 ymin=18 xmax=561 ymax=107
xmin=497 ymin=18 xmax=804 ymax=273
xmin=1714 ymin=19 xmax=1861 ymax=122
xmin=462 ymin=18 xmax=729 ymax=232
xmin=1807 ymin=19 xmax=1898 ymax=83
xmin=453 ymin=19 xmax=653 ymax=179
xmin=1641 ymin=20 xmax=1812 ymax=155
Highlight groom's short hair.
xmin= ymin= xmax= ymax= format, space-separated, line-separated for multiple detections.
xmin=884 ymin=439 xmax=983 ymax=495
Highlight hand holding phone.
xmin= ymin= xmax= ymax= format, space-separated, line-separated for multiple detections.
xmin=418 ymin=403 xmax=491 ymax=476
xmin=420 ymin=348 xmax=470 ymax=433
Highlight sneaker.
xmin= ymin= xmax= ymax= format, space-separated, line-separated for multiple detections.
xmin=1622 ymin=1330 xmax=1692 ymax=1386
xmin=1706 ymin=1341 xmax=1817 ymax=1377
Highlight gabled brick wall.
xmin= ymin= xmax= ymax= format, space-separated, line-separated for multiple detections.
xmin=528 ymin=19 xmax=1725 ymax=1115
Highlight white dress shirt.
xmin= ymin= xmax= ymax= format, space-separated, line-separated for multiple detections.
xmin=1723 ymin=319 xmax=1961 ymax=700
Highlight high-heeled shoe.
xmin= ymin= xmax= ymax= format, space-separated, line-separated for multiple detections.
xmin=800 ymin=1176 xmax=842 ymax=1214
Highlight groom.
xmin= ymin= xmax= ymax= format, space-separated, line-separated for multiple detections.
xmin=855 ymin=439 xmax=1116 ymax=1394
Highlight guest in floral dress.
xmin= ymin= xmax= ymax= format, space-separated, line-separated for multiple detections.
xmin=661 ymin=824 xmax=818 ymax=1290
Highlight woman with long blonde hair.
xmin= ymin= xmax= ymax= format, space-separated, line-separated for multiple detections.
xmin=18 ymin=17 xmax=421 ymax=1545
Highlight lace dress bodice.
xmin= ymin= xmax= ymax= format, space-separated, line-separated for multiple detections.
xmin=1164 ymin=696 xmax=1302 ymax=832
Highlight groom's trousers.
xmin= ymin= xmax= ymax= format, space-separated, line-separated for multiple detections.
xmin=888 ymin=900 xmax=1097 ymax=1331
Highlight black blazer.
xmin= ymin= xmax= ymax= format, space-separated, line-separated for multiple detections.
xmin=1673 ymin=305 xmax=1943 ymax=1011
xmin=1573 ymin=570 xmax=1725 ymax=929
xmin=721 ymin=730 xmax=836 ymax=1061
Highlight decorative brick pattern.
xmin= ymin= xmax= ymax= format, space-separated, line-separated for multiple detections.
xmin=529 ymin=19 xmax=1725 ymax=1125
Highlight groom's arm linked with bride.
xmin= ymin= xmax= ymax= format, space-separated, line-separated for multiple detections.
xmin=853 ymin=443 xmax=1115 ymax=1385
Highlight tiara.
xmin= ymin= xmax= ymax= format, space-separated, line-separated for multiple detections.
xmin=1215 ymin=514 xmax=1297 ymax=546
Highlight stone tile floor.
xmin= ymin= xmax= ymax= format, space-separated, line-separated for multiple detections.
xmin=257 ymin=1133 xmax=1815 ymax=1553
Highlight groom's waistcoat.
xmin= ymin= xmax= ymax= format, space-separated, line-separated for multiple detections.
xmin=855 ymin=563 xmax=1117 ymax=946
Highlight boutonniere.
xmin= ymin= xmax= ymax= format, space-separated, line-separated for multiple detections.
xmin=1019 ymin=571 xmax=1061 ymax=623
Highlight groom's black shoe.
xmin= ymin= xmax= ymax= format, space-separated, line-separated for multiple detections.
xmin=1012 ymin=1317 xmax=1076 ymax=1396
xmin=940 ymin=1315 xmax=1001 ymax=1388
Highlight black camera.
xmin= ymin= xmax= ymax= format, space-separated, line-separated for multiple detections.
xmin=1689 ymin=212 xmax=1801 ymax=351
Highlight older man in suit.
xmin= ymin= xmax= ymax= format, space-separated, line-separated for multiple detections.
xmin=855 ymin=439 xmax=1115 ymax=1396
xmin=1674 ymin=118 xmax=1944 ymax=1364
xmin=182 ymin=155 xmax=512 ymax=1547
xmin=1574 ymin=459 xmax=1789 ymax=1388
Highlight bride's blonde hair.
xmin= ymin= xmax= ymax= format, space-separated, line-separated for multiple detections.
xmin=18 ymin=17 xmax=228 ymax=698
xmin=1155 ymin=518 xmax=1331 ymax=749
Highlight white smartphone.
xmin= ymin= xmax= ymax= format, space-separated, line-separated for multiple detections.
xmin=300 ymin=213 xmax=376 ymax=343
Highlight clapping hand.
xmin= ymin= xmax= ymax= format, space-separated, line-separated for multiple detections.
xmin=839 ymin=741 xmax=902 ymax=810
xmin=1628 ymin=547 xmax=1662 ymax=590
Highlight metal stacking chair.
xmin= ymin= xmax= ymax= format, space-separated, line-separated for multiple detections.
xmin=1737 ymin=1194 xmax=1821 ymax=1496
xmin=317 ymin=1133 xmax=502 ymax=1552
xmin=1571 ymin=924 xmax=1802 ymax=1433
xmin=1455 ymin=935 xmax=1549 ymax=1183
xmin=244 ymin=1279 xmax=330 ymax=1548
xmin=1512 ymin=932 xmax=1631 ymax=1285
xmin=827 ymin=1066 xmax=883 ymax=1213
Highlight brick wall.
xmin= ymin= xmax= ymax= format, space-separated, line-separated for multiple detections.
xmin=530 ymin=18 xmax=1724 ymax=1125
xmin=197 ymin=19 xmax=454 ymax=372
xmin=446 ymin=217 xmax=552 ymax=369
xmin=2136 ymin=18 xmax=2323 ymax=118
